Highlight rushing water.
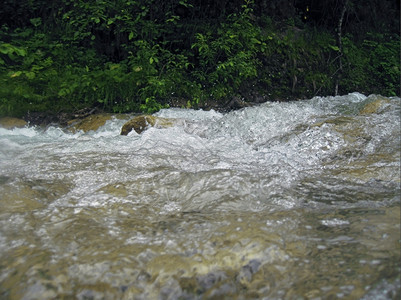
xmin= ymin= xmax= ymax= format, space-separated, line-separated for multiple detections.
xmin=0 ymin=93 xmax=400 ymax=299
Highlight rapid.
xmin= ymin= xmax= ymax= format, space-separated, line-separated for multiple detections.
xmin=0 ymin=93 xmax=400 ymax=299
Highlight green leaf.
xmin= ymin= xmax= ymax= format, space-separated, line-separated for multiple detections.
xmin=109 ymin=64 xmax=120 ymax=70
xmin=329 ymin=45 xmax=340 ymax=51
xmin=149 ymin=57 xmax=158 ymax=64
xmin=10 ymin=71 xmax=22 ymax=78
xmin=129 ymin=32 xmax=134 ymax=40
xmin=0 ymin=44 xmax=10 ymax=54
xmin=25 ymin=71 xmax=36 ymax=80
xmin=14 ymin=48 xmax=27 ymax=56
xmin=179 ymin=0 xmax=193 ymax=8
xmin=0 ymin=44 xmax=26 ymax=56
xmin=30 ymin=18 xmax=42 ymax=27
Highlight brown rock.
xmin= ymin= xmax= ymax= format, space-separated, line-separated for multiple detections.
xmin=0 ymin=117 xmax=28 ymax=129
xmin=359 ymin=97 xmax=390 ymax=115
xmin=67 ymin=114 xmax=114 ymax=133
xmin=120 ymin=115 xmax=180 ymax=135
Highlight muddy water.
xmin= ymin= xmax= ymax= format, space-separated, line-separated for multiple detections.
xmin=0 ymin=93 xmax=400 ymax=299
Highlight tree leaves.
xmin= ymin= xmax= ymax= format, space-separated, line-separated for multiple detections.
xmin=0 ymin=0 xmax=399 ymax=117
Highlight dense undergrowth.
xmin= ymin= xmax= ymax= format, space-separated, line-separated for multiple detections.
xmin=0 ymin=0 xmax=399 ymax=117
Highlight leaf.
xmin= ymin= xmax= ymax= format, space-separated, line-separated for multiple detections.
xmin=149 ymin=57 xmax=158 ymax=64
xmin=329 ymin=45 xmax=340 ymax=51
xmin=0 ymin=44 xmax=26 ymax=56
xmin=129 ymin=32 xmax=134 ymax=40
xmin=30 ymin=18 xmax=42 ymax=27
xmin=179 ymin=0 xmax=193 ymax=8
xmin=25 ymin=71 xmax=36 ymax=80
xmin=58 ymin=88 xmax=69 ymax=97
xmin=14 ymin=48 xmax=27 ymax=56
xmin=10 ymin=71 xmax=22 ymax=78
xmin=0 ymin=45 xmax=9 ymax=54
xmin=109 ymin=64 xmax=120 ymax=70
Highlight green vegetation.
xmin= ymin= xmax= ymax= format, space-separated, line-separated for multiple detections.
xmin=0 ymin=0 xmax=399 ymax=117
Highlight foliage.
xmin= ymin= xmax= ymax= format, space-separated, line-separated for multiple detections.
xmin=361 ymin=33 xmax=400 ymax=96
xmin=340 ymin=33 xmax=400 ymax=96
xmin=191 ymin=1 xmax=264 ymax=99
xmin=0 ymin=0 xmax=399 ymax=117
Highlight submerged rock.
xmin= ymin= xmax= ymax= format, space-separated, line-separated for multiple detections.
xmin=120 ymin=115 xmax=182 ymax=135
xmin=359 ymin=97 xmax=390 ymax=114
xmin=67 ymin=114 xmax=114 ymax=133
xmin=0 ymin=117 xmax=27 ymax=129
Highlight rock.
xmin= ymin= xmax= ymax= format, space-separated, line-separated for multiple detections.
xmin=67 ymin=114 xmax=114 ymax=133
xmin=310 ymin=116 xmax=354 ymax=128
xmin=359 ymin=97 xmax=390 ymax=115
xmin=0 ymin=117 xmax=28 ymax=129
xmin=147 ymin=254 xmax=191 ymax=276
xmin=120 ymin=115 xmax=181 ymax=135
xmin=224 ymin=96 xmax=254 ymax=111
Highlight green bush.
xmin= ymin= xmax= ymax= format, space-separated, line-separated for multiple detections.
xmin=0 ymin=0 xmax=399 ymax=117
xmin=191 ymin=0 xmax=264 ymax=100
xmin=341 ymin=33 xmax=400 ymax=96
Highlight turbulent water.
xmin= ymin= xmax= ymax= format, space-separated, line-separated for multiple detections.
xmin=0 ymin=93 xmax=400 ymax=299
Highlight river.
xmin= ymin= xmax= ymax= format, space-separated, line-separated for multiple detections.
xmin=0 ymin=93 xmax=400 ymax=299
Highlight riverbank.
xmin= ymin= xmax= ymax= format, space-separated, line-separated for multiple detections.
xmin=0 ymin=94 xmax=265 ymax=128
xmin=0 ymin=92 xmax=394 ymax=137
xmin=0 ymin=1 xmax=399 ymax=118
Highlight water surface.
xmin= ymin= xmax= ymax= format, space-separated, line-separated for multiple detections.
xmin=0 ymin=93 xmax=400 ymax=299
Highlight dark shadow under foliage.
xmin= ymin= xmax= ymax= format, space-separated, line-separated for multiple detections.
xmin=0 ymin=0 xmax=399 ymax=117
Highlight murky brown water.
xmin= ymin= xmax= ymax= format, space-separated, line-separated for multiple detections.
xmin=0 ymin=93 xmax=400 ymax=299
